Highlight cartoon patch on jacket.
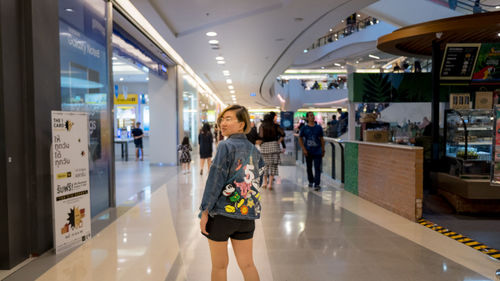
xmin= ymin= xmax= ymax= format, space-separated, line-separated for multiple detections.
xmin=222 ymin=155 xmax=261 ymax=215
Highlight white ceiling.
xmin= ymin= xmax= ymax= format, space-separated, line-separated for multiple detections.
xmin=129 ymin=0 xmax=378 ymax=107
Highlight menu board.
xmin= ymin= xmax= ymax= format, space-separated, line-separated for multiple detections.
xmin=51 ymin=111 xmax=91 ymax=253
xmin=491 ymin=105 xmax=500 ymax=186
xmin=440 ymin=43 xmax=481 ymax=80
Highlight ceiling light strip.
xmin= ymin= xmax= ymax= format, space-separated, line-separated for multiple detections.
xmin=112 ymin=0 xmax=225 ymax=107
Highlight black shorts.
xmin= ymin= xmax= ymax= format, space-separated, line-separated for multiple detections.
xmin=202 ymin=215 xmax=255 ymax=242
xmin=134 ymin=142 xmax=143 ymax=148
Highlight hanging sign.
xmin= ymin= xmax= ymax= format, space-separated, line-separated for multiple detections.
xmin=51 ymin=111 xmax=91 ymax=253
xmin=114 ymin=93 xmax=138 ymax=105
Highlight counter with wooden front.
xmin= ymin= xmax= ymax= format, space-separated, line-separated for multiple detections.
xmin=344 ymin=141 xmax=423 ymax=221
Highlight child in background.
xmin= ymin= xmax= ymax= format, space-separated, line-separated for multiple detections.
xmin=178 ymin=136 xmax=192 ymax=174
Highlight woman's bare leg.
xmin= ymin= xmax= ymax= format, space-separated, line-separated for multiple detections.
xmin=268 ymin=175 xmax=274 ymax=190
xmin=208 ymin=240 xmax=229 ymax=281
xmin=200 ymin=158 xmax=206 ymax=174
xmin=231 ymin=238 xmax=259 ymax=281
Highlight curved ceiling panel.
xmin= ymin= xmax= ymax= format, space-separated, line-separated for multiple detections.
xmin=259 ymin=0 xmax=378 ymax=104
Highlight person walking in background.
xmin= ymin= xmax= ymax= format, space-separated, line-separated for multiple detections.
xmin=259 ymin=114 xmax=283 ymax=190
xmin=199 ymin=123 xmax=213 ymax=175
xmin=131 ymin=122 xmax=144 ymax=161
xmin=269 ymin=112 xmax=286 ymax=150
xmin=246 ymin=121 xmax=260 ymax=145
xmin=298 ymin=112 xmax=325 ymax=191
xmin=178 ymin=136 xmax=192 ymax=174
xmin=337 ymin=108 xmax=348 ymax=136
xmin=326 ymin=115 xmax=338 ymax=138
xmin=199 ymin=104 xmax=265 ymax=281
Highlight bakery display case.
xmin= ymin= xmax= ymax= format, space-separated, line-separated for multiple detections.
xmin=444 ymin=109 xmax=494 ymax=178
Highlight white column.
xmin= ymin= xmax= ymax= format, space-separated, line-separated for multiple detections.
xmin=149 ymin=67 xmax=178 ymax=165
xmin=346 ymin=64 xmax=357 ymax=140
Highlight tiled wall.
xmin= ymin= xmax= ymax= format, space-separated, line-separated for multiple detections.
xmin=357 ymin=144 xmax=423 ymax=221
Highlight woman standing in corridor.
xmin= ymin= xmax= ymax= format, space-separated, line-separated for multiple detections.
xmin=199 ymin=123 xmax=213 ymax=175
xmin=259 ymin=113 xmax=283 ymax=190
xmin=199 ymin=104 xmax=265 ymax=281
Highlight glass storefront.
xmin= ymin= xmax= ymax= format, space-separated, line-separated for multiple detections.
xmin=59 ymin=0 xmax=112 ymax=216
xmin=180 ymin=71 xmax=199 ymax=145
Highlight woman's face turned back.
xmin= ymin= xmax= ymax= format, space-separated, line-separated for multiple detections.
xmin=220 ymin=110 xmax=244 ymax=137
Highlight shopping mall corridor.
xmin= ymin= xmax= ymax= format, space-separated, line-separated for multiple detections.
xmin=3 ymin=156 xmax=499 ymax=281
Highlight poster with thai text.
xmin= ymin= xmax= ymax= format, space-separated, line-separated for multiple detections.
xmin=51 ymin=111 xmax=91 ymax=253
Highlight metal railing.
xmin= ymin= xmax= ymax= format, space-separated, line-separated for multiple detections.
xmin=307 ymin=16 xmax=379 ymax=51
xmin=294 ymin=135 xmax=345 ymax=183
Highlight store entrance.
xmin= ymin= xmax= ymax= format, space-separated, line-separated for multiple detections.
xmin=112 ymin=54 xmax=150 ymax=163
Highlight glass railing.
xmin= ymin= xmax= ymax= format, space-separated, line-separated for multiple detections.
xmin=427 ymin=0 xmax=498 ymax=13
xmin=294 ymin=135 xmax=344 ymax=183
xmin=306 ymin=16 xmax=379 ymax=51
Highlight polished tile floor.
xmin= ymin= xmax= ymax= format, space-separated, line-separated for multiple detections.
xmin=3 ymin=156 xmax=500 ymax=280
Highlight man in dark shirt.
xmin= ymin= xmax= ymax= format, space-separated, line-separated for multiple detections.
xmin=131 ymin=122 xmax=144 ymax=161
xmin=298 ymin=112 xmax=325 ymax=191
xmin=327 ymin=115 xmax=338 ymax=138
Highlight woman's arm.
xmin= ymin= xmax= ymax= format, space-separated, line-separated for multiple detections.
xmin=199 ymin=142 xmax=230 ymax=213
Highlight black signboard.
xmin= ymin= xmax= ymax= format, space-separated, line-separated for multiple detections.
xmin=280 ymin=111 xmax=294 ymax=130
xmin=440 ymin=43 xmax=481 ymax=80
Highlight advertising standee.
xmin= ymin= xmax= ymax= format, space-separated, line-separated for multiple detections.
xmin=51 ymin=111 xmax=91 ymax=253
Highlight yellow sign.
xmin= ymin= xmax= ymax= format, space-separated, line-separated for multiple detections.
xmin=114 ymin=94 xmax=138 ymax=105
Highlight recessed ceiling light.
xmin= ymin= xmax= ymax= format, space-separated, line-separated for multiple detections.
xmin=496 ymin=5 xmax=500 ymax=9
xmin=209 ymin=40 xmax=219 ymax=44
xmin=498 ymin=32 xmax=500 ymax=37
xmin=217 ymin=61 xmax=225 ymax=65
xmin=146 ymin=77 xmax=149 ymax=81
xmin=371 ymin=65 xmax=376 ymax=68
xmin=223 ymin=71 xmax=230 ymax=76
xmin=357 ymin=14 xmax=360 ymax=17
xmin=321 ymin=67 xmax=325 ymax=69
xmin=356 ymin=60 xmax=359 ymax=64
xmin=119 ymin=77 xmax=124 ymax=81
xmin=303 ymin=49 xmax=308 ymax=53
xmin=65 ymin=8 xmax=74 ymax=12
xmin=231 ymin=95 xmax=236 ymax=98
xmin=341 ymin=66 xmax=345 ymax=69
xmin=112 ymin=57 xmax=117 ymax=60
xmin=226 ymin=79 xmax=232 ymax=84
xmin=341 ymin=20 xmax=344 ymax=23
xmin=334 ymin=63 xmax=341 ymax=66
xmin=228 ymin=85 xmax=234 ymax=90
xmin=215 ymin=56 xmax=224 ymax=60
xmin=206 ymin=31 xmax=217 ymax=37
xmin=329 ymin=29 xmax=332 ymax=32
xmin=368 ymin=54 xmax=380 ymax=59
xmin=230 ymin=90 xmax=235 ymax=94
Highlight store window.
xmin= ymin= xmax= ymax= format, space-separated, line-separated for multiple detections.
xmin=59 ymin=0 xmax=112 ymax=216
xmin=181 ymin=73 xmax=199 ymax=144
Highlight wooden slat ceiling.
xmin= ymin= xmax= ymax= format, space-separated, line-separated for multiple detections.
xmin=377 ymin=11 xmax=500 ymax=57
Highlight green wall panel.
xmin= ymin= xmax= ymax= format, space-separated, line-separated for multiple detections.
xmin=344 ymin=142 xmax=358 ymax=195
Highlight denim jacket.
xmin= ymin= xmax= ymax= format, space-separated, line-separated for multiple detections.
xmin=199 ymin=133 xmax=265 ymax=220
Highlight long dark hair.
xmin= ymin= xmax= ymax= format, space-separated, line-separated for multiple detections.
xmin=200 ymin=123 xmax=212 ymax=136
xmin=182 ymin=136 xmax=190 ymax=146
xmin=261 ymin=114 xmax=277 ymax=139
